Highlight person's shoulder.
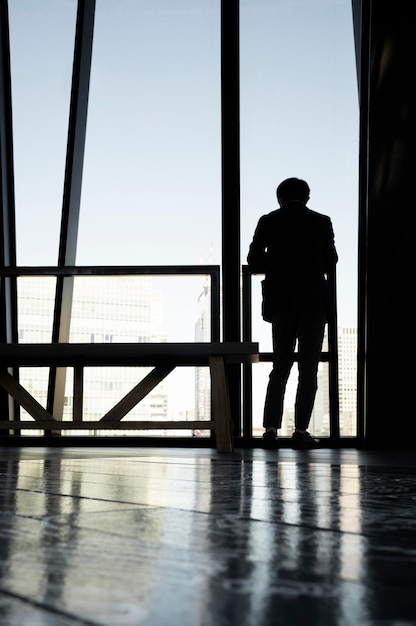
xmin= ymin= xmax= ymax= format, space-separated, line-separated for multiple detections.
xmin=256 ymin=209 xmax=280 ymax=226
xmin=263 ymin=209 xmax=281 ymax=218
xmin=305 ymin=207 xmax=332 ymax=222
xmin=262 ymin=208 xmax=282 ymax=221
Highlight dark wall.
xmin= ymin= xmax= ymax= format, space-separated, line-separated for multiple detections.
xmin=355 ymin=0 xmax=416 ymax=447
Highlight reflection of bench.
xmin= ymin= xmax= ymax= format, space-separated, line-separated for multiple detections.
xmin=0 ymin=342 xmax=259 ymax=452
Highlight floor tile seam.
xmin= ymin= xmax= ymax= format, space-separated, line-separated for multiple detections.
xmin=0 ymin=492 xmax=368 ymax=540
xmin=7 ymin=486 xmax=157 ymax=510
xmin=3 ymin=476 xmax=223 ymax=495
xmin=258 ymin=516 xmax=416 ymax=543
xmin=2 ymin=485 xmax=362 ymax=520
xmin=0 ymin=587 xmax=101 ymax=626
xmin=4 ymin=469 xmax=281 ymax=487
xmin=210 ymin=509 xmax=416 ymax=542
xmin=2 ymin=470 xmax=221 ymax=484
xmin=7 ymin=505 xmax=415 ymax=547
xmin=9 ymin=455 xmax=399 ymax=474
xmin=0 ymin=470 xmax=366 ymax=488
xmin=139 ymin=505 xmax=368 ymax=539
xmin=252 ymin=449 xmax=416 ymax=471
xmin=6 ymin=482 xmax=411 ymax=504
xmin=241 ymin=514 xmax=366 ymax=537
xmin=0 ymin=448 xmax=218 ymax=462
xmin=0 ymin=447 xmax=359 ymax=461
xmin=1 ymin=505 xmax=371 ymax=549
xmin=3 ymin=504 xmax=155 ymax=525
xmin=5 ymin=457 xmax=234 ymax=472
xmin=4 ymin=448 xmax=416 ymax=470
xmin=5 ymin=476 xmax=221 ymax=494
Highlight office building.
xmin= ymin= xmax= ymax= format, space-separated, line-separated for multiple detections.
xmin=17 ymin=276 xmax=169 ymax=434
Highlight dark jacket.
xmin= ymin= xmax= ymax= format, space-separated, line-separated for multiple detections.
xmin=247 ymin=201 xmax=338 ymax=321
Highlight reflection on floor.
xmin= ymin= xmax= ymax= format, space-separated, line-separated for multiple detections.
xmin=0 ymin=446 xmax=415 ymax=625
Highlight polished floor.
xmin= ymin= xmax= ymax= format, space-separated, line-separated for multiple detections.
xmin=0 ymin=445 xmax=415 ymax=626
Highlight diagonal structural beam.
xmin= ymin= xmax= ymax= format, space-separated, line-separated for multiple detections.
xmin=0 ymin=370 xmax=56 ymax=423
xmin=47 ymin=0 xmax=96 ymax=422
xmin=99 ymin=364 xmax=176 ymax=423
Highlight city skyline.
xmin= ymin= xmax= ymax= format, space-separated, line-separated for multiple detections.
xmin=17 ymin=274 xmax=357 ymax=437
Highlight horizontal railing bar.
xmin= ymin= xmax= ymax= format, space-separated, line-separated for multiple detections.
xmin=0 ymin=421 xmax=215 ymax=430
xmin=0 ymin=265 xmax=220 ymax=277
xmin=0 ymin=342 xmax=259 ymax=367
xmin=259 ymin=352 xmax=331 ymax=362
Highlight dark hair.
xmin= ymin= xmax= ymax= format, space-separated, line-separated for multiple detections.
xmin=276 ymin=177 xmax=310 ymax=203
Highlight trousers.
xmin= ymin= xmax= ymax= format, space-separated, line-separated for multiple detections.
xmin=263 ymin=309 xmax=326 ymax=431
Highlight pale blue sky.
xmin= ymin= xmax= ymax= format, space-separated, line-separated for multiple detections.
xmin=9 ymin=0 xmax=358 ymax=338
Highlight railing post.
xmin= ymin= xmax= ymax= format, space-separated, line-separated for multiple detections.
xmin=242 ymin=265 xmax=253 ymax=440
xmin=328 ymin=268 xmax=340 ymax=441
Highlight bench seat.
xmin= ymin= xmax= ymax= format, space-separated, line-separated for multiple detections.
xmin=0 ymin=342 xmax=259 ymax=366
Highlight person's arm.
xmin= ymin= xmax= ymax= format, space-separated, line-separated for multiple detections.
xmin=323 ymin=217 xmax=338 ymax=275
xmin=247 ymin=216 xmax=268 ymax=273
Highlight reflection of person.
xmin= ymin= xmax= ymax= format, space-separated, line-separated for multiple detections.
xmin=247 ymin=178 xmax=338 ymax=449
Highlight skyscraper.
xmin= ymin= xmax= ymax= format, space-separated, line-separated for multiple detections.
xmin=337 ymin=326 xmax=357 ymax=436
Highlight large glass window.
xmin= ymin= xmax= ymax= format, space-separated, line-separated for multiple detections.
xmin=77 ymin=0 xmax=221 ymax=267
xmin=7 ymin=1 xmax=358 ymax=439
xmin=9 ymin=2 xmax=77 ymax=265
xmin=9 ymin=1 xmax=221 ymax=435
xmin=240 ymin=0 xmax=359 ymax=437
xmin=78 ymin=2 xmax=221 ymax=430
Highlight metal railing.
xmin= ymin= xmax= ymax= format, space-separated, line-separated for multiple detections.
xmin=1 ymin=263 xmax=342 ymax=443
xmin=0 ymin=265 xmax=221 ymax=435
xmin=241 ymin=265 xmax=340 ymax=443
xmin=1 ymin=265 xmax=221 ymax=342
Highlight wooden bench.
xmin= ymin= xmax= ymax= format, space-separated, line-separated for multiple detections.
xmin=0 ymin=342 xmax=259 ymax=452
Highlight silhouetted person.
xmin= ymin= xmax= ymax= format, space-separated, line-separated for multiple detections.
xmin=247 ymin=178 xmax=338 ymax=449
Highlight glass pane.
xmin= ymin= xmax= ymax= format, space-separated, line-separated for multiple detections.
xmin=16 ymin=274 xmax=214 ymax=436
xmin=17 ymin=277 xmax=56 ymax=343
xmin=9 ymin=2 xmax=77 ymax=265
xmin=77 ymin=0 xmax=221 ymax=267
xmin=241 ymin=0 xmax=359 ymax=437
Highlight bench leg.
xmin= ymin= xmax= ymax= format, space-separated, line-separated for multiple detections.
xmin=209 ymin=356 xmax=234 ymax=453
xmin=73 ymin=366 xmax=84 ymax=422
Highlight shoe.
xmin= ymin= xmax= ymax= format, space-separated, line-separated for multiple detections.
xmin=262 ymin=430 xmax=279 ymax=450
xmin=291 ymin=430 xmax=320 ymax=450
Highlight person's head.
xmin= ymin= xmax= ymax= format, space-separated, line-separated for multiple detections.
xmin=276 ymin=177 xmax=310 ymax=206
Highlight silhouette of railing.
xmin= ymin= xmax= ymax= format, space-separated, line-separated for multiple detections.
xmin=1 ymin=264 xmax=341 ymax=444
xmin=0 ymin=264 xmax=221 ymax=340
xmin=0 ymin=265 xmax=222 ymax=436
